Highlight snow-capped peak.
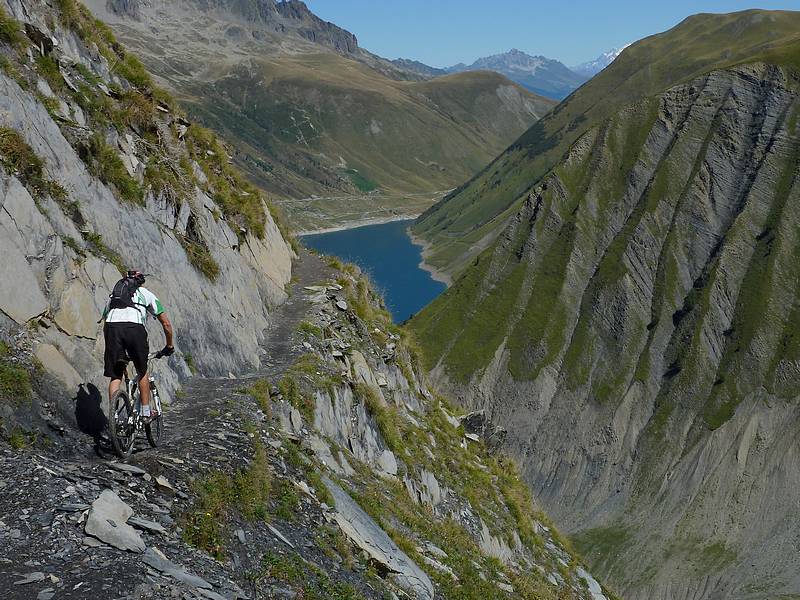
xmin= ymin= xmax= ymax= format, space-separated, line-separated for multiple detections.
xmin=571 ymin=44 xmax=631 ymax=77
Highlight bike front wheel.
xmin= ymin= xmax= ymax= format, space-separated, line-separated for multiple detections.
xmin=145 ymin=414 xmax=163 ymax=447
xmin=145 ymin=389 xmax=164 ymax=447
xmin=108 ymin=389 xmax=136 ymax=460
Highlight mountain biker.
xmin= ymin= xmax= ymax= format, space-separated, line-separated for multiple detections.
xmin=101 ymin=270 xmax=174 ymax=421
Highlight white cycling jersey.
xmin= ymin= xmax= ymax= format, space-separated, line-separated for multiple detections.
xmin=103 ymin=286 xmax=165 ymax=326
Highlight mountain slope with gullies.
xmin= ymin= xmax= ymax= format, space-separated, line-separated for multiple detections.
xmin=81 ymin=0 xmax=556 ymax=231
xmin=413 ymin=9 xmax=800 ymax=279
xmin=410 ymin=10 xmax=800 ymax=600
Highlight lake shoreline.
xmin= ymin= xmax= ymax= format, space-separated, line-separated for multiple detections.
xmin=296 ymin=213 xmax=421 ymax=237
xmin=407 ymin=230 xmax=453 ymax=287
xmin=301 ymin=219 xmax=446 ymax=322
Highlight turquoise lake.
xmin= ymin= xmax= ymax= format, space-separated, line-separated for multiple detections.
xmin=301 ymin=219 xmax=446 ymax=323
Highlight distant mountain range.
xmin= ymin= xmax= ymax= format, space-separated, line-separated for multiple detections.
xmin=393 ymin=47 xmax=629 ymax=100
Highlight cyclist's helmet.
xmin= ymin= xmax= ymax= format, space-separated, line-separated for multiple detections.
xmin=127 ymin=270 xmax=146 ymax=285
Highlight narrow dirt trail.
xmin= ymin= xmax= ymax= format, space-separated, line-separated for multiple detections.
xmin=165 ymin=250 xmax=332 ymax=447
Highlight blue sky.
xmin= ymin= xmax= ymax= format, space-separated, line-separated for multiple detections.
xmin=305 ymin=1 xmax=800 ymax=67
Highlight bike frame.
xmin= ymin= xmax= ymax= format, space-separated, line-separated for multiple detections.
xmin=121 ymin=352 xmax=163 ymax=420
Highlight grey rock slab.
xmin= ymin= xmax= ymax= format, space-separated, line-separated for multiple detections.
xmin=14 ymin=572 xmax=46 ymax=585
xmin=82 ymin=536 xmax=106 ymax=548
xmin=142 ymin=547 xmax=212 ymax=589
xmin=84 ymin=489 xmax=146 ymax=553
xmin=37 ymin=589 xmax=55 ymax=600
xmin=267 ymin=524 xmax=295 ymax=549
xmin=197 ymin=589 xmax=228 ymax=600
xmin=576 ymin=567 xmax=607 ymax=600
xmin=324 ymin=477 xmax=433 ymax=600
xmin=155 ymin=475 xmax=176 ymax=494
xmin=129 ymin=516 xmax=168 ymax=534
xmin=377 ymin=449 xmax=398 ymax=476
xmin=108 ymin=462 xmax=148 ymax=476
xmin=496 ymin=582 xmax=514 ymax=593
xmin=421 ymin=556 xmax=457 ymax=580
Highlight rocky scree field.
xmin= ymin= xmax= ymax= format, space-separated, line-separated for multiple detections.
xmin=411 ymin=9 xmax=800 ymax=600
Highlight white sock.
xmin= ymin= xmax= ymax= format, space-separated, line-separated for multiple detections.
xmin=141 ymin=404 xmax=151 ymax=417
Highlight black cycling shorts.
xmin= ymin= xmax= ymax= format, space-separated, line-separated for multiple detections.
xmin=103 ymin=323 xmax=149 ymax=378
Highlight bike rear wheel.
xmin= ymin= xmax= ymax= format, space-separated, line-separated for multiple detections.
xmin=108 ymin=389 xmax=136 ymax=460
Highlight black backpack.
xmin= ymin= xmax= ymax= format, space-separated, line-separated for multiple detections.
xmin=108 ymin=273 xmax=145 ymax=310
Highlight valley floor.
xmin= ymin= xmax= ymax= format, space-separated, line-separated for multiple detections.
xmin=280 ymin=190 xmax=452 ymax=233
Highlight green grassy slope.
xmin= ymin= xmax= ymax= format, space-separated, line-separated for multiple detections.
xmin=182 ymin=55 xmax=555 ymax=202
xmin=413 ymin=9 xmax=800 ymax=276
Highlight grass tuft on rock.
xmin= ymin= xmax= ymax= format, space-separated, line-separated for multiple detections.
xmin=0 ymin=127 xmax=67 ymax=201
xmin=177 ymin=234 xmax=220 ymax=282
xmin=85 ymin=134 xmax=143 ymax=204
xmin=241 ymin=379 xmax=271 ymax=415
xmin=0 ymin=345 xmax=32 ymax=405
xmin=0 ymin=7 xmax=26 ymax=49
xmin=183 ymin=442 xmax=271 ymax=559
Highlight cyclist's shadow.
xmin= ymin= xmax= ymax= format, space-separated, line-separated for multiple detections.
xmin=74 ymin=384 xmax=112 ymax=456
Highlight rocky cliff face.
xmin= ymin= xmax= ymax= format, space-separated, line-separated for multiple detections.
xmin=106 ymin=0 xmax=359 ymax=54
xmin=412 ymin=60 xmax=800 ymax=599
xmin=0 ymin=0 xmax=292 ymax=433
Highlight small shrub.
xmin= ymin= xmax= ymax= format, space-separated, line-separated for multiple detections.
xmin=0 ymin=55 xmax=29 ymax=90
xmin=260 ymin=551 xmax=362 ymax=599
xmin=53 ymin=0 xmax=81 ymax=29
xmin=272 ymin=478 xmax=300 ymax=521
xmin=0 ymin=359 xmax=32 ymax=405
xmin=183 ymin=442 xmax=272 ymax=558
xmin=184 ymin=125 xmax=267 ymax=238
xmin=182 ymin=471 xmax=231 ymax=559
xmin=114 ymin=54 xmax=152 ymax=89
xmin=355 ymin=382 xmax=402 ymax=452
xmin=0 ymin=361 xmax=30 ymax=401
xmin=73 ymin=62 xmax=99 ymax=84
xmin=118 ymin=90 xmax=157 ymax=130
xmin=296 ymin=320 xmax=322 ymax=338
xmin=9 ymin=427 xmax=31 ymax=449
xmin=61 ymin=235 xmax=85 ymax=257
xmin=305 ymin=469 xmax=334 ymax=507
xmin=278 ymin=374 xmax=315 ymax=422
xmin=183 ymin=352 xmax=197 ymax=374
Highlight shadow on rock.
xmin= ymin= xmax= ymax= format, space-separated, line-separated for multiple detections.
xmin=75 ymin=383 xmax=107 ymax=440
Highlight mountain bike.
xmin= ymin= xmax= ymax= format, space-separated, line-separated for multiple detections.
xmin=107 ymin=351 xmax=166 ymax=460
